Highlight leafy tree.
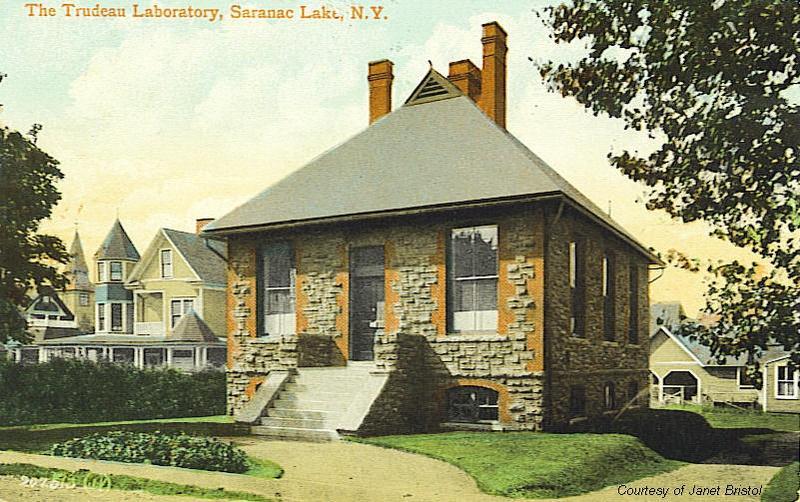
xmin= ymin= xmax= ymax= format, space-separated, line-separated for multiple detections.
xmin=0 ymin=105 xmax=68 ymax=343
xmin=537 ymin=0 xmax=799 ymax=379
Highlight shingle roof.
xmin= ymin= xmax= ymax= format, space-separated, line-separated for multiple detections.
xmin=95 ymin=220 xmax=140 ymax=261
xmin=65 ymin=231 xmax=93 ymax=290
xmin=170 ymin=310 xmax=221 ymax=343
xmin=204 ymin=88 xmax=658 ymax=263
xmin=650 ymin=302 xmax=686 ymax=336
xmin=665 ymin=329 xmax=790 ymax=367
xmin=162 ymin=229 xmax=227 ymax=284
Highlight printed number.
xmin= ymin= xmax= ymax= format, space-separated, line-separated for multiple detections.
xmin=19 ymin=475 xmax=30 ymax=486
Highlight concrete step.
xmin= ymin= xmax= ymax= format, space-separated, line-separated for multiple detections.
xmin=251 ymin=425 xmax=338 ymax=442
xmin=283 ymin=382 xmax=367 ymax=393
xmin=278 ymin=390 xmax=353 ymax=401
xmin=272 ymin=398 xmax=344 ymax=411
xmin=267 ymin=407 xmax=340 ymax=420
xmin=291 ymin=375 xmax=370 ymax=385
xmin=261 ymin=416 xmax=329 ymax=429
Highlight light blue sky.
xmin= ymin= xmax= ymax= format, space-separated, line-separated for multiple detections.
xmin=0 ymin=0 xmax=759 ymax=314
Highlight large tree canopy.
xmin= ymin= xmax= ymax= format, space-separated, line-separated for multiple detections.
xmin=538 ymin=0 xmax=799 ymax=377
xmin=0 ymin=125 xmax=68 ymax=343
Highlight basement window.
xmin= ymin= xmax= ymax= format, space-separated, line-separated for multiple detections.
xmin=449 ymin=225 xmax=498 ymax=332
xmin=447 ymin=386 xmax=499 ymax=423
xmin=259 ymin=242 xmax=296 ymax=336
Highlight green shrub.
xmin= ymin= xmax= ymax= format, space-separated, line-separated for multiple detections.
xmin=50 ymin=431 xmax=249 ymax=473
xmin=566 ymin=408 xmax=720 ymax=461
xmin=0 ymin=358 xmax=225 ymax=425
xmin=763 ymin=462 xmax=800 ymax=502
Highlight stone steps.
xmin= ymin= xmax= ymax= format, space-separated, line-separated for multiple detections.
xmin=252 ymin=364 xmax=379 ymax=441
xmin=250 ymin=425 xmax=338 ymax=442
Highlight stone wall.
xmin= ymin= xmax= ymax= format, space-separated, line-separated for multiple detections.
xmin=224 ymin=202 xmax=651 ymax=431
xmin=544 ymin=206 xmax=651 ymax=425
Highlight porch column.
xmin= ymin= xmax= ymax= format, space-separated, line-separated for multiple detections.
xmin=38 ymin=348 xmax=47 ymax=363
xmin=166 ymin=347 xmax=173 ymax=366
xmin=108 ymin=346 xmax=115 ymax=362
xmin=135 ymin=347 xmax=144 ymax=369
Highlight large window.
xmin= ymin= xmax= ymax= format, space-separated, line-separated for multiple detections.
xmin=260 ymin=242 xmax=295 ymax=336
xmin=628 ymin=261 xmax=639 ymax=344
xmin=97 ymin=303 xmax=106 ymax=331
xmin=569 ymin=239 xmax=586 ymax=337
xmin=170 ymin=298 xmax=195 ymax=328
xmin=97 ymin=262 xmax=107 ymax=282
xmin=776 ymin=366 xmax=798 ymax=399
xmin=604 ymin=381 xmax=617 ymax=410
xmin=110 ymin=303 xmax=123 ymax=331
xmin=449 ymin=225 xmax=498 ymax=332
xmin=110 ymin=261 xmax=123 ymax=282
xmin=160 ymin=249 xmax=173 ymax=278
xmin=603 ymin=252 xmax=615 ymax=341
xmin=447 ymin=386 xmax=499 ymax=422
xmin=569 ymin=385 xmax=586 ymax=417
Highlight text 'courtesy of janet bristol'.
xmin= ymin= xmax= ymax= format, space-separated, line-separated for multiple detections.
xmin=22 ymin=3 xmax=390 ymax=23
xmin=617 ymin=483 xmax=764 ymax=499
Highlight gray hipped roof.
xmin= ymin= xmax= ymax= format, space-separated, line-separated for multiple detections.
xmin=204 ymin=74 xmax=657 ymax=262
xmin=95 ymin=220 xmax=140 ymax=261
xmin=170 ymin=310 xmax=221 ymax=343
xmin=163 ymin=229 xmax=227 ymax=284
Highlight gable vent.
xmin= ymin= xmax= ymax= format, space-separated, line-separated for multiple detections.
xmin=404 ymin=68 xmax=464 ymax=107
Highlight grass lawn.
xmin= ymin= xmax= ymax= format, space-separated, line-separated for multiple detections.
xmin=663 ymin=404 xmax=800 ymax=432
xmin=762 ymin=462 xmax=799 ymax=502
xmin=0 ymin=463 xmax=272 ymax=501
xmin=355 ymin=432 xmax=684 ymax=499
xmin=0 ymin=415 xmax=233 ymax=432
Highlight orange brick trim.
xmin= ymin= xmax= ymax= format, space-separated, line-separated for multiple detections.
xmin=431 ymin=229 xmax=447 ymax=338
xmin=440 ymin=378 xmax=512 ymax=423
xmin=334 ymin=242 xmax=349 ymax=359
xmin=244 ymin=376 xmax=265 ymax=400
xmin=384 ymin=241 xmax=400 ymax=334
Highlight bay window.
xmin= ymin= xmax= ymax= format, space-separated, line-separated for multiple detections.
xmin=449 ymin=225 xmax=498 ymax=332
xmin=110 ymin=303 xmax=123 ymax=331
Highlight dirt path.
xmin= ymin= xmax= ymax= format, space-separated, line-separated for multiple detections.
xmin=0 ymin=440 xmax=781 ymax=502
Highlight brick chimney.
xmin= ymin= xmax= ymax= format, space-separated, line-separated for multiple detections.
xmin=368 ymin=59 xmax=393 ymax=124
xmin=196 ymin=218 xmax=214 ymax=235
xmin=448 ymin=59 xmax=482 ymax=102
xmin=480 ymin=22 xmax=507 ymax=128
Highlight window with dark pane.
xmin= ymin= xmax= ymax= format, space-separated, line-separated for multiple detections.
xmin=110 ymin=261 xmax=123 ymax=282
xmin=604 ymin=381 xmax=616 ymax=410
xmin=628 ymin=261 xmax=639 ymax=344
xmin=259 ymin=242 xmax=296 ymax=335
xmin=160 ymin=249 xmax=173 ymax=278
xmin=569 ymin=238 xmax=586 ymax=337
xmin=603 ymin=252 xmax=616 ymax=341
xmin=446 ymin=386 xmax=499 ymax=422
xmin=569 ymin=385 xmax=586 ymax=417
xmin=111 ymin=303 xmax=123 ymax=331
xmin=449 ymin=225 xmax=498 ymax=332
xmin=627 ymin=380 xmax=639 ymax=404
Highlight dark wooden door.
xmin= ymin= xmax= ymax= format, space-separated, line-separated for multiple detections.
xmin=349 ymin=246 xmax=385 ymax=361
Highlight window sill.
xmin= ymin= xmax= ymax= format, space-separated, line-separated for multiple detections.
xmin=442 ymin=333 xmax=508 ymax=342
xmin=252 ymin=334 xmax=295 ymax=343
xmin=602 ymin=340 xmax=619 ymax=346
xmin=775 ymin=395 xmax=799 ymax=400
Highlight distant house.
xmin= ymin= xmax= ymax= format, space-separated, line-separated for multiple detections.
xmin=24 ymin=286 xmax=80 ymax=341
xmin=649 ymin=302 xmax=797 ymax=413
xmin=10 ymin=219 xmax=226 ymax=372
xmin=125 ymin=220 xmax=227 ymax=340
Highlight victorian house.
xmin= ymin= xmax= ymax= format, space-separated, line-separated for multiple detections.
xmin=13 ymin=220 xmax=226 ymax=371
xmin=204 ymin=22 xmax=659 ymax=440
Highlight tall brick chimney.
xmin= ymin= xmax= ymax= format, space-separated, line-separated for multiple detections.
xmin=480 ymin=22 xmax=507 ymax=128
xmin=448 ymin=59 xmax=482 ymax=102
xmin=368 ymin=59 xmax=393 ymax=124
xmin=196 ymin=218 xmax=214 ymax=235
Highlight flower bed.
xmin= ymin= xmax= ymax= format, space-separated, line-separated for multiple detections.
xmin=50 ymin=431 xmax=249 ymax=473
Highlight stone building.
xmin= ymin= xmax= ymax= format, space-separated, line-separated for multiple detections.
xmin=204 ymin=22 xmax=659 ymax=439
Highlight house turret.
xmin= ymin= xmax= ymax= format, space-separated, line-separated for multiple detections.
xmin=94 ymin=219 xmax=140 ymax=334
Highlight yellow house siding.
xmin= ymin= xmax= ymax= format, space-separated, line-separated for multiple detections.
xmin=138 ymin=233 xmax=197 ymax=282
xmin=650 ymin=330 xmax=758 ymax=404
xmin=764 ymin=360 xmax=800 ymax=413
xmin=201 ymin=288 xmax=226 ymax=338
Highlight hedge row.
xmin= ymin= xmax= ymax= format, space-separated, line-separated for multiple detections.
xmin=0 ymin=358 xmax=225 ymax=425
xmin=51 ymin=431 xmax=249 ymax=473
